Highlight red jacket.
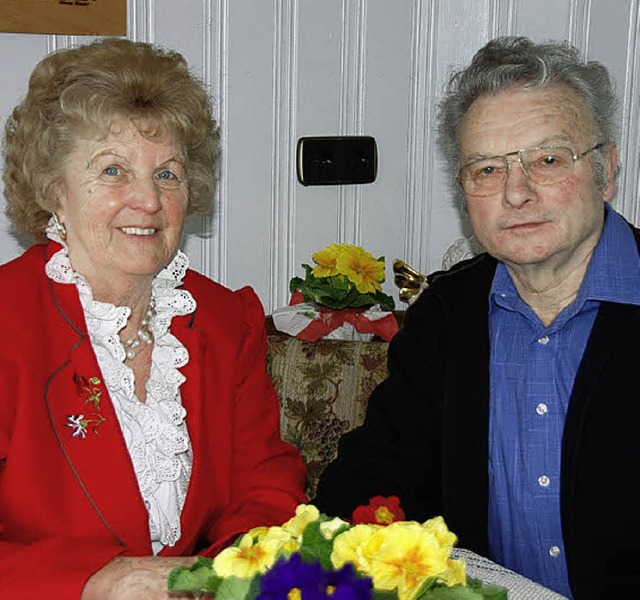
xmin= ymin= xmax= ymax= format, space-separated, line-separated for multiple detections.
xmin=0 ymin=243 xmax=307 ymax=598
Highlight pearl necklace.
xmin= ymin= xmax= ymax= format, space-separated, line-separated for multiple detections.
xmin=122 ymin=297 xmax=156 ymax=361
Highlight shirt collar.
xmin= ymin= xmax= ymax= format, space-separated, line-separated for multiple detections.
xmin=490 ymin=204 xmax=640 ymax=310
xmin=578 ymin=203 xmax=640 ymax=305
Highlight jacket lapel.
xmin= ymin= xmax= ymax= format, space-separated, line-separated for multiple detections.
xmin=46 ymin=279 xmax=152 ymax=553
xmin=166 ymin=314 xmax=207 ymax=553
xmin=429 ymin=255 xmax=495 ymax=553
xmin=562 ymin=301 xmax=638 ymax=492
xmin=563 ymin=225 xmax=640 ymax=507
xmin=446 ymin=265 xmax=492 ymax=552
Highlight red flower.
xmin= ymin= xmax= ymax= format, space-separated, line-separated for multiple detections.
xmin=352 ymin=496 xmax=405 ymax=526
xmin=74 ymin=374 xmax=103 ymax=410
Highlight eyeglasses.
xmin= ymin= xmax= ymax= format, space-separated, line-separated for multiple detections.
xmin=457 ymin=142 xmax=604 ymax=197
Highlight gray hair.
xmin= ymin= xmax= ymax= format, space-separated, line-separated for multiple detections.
xmin=437 ymin=36 xmax=619 ymax=195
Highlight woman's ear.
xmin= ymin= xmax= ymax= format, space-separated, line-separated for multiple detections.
xmin=45 ymin=178 xmax=66 ymax=214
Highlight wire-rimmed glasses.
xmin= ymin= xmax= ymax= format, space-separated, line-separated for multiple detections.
xmin=457 ymin=142 xmax=604 ymax=197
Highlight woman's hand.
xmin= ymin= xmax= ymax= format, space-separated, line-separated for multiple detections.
xmin=81 ymin=555 xmax=199 ymax=600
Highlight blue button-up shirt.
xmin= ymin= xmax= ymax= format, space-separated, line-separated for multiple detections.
xmin=487 ymin=205 xmax=640 ymax=598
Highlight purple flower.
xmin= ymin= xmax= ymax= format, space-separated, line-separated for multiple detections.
xmin=256 ymin=554 xmax=372 ymax=600
xmin=325 ymin=563 xmax=372 ymax=600
xmin=257 ymin=554 xmax=326 ymax=600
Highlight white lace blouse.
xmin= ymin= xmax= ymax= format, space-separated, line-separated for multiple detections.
xmin=45 ymin=222 xmax=195 ymax=554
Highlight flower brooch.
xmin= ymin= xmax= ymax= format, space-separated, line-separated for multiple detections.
xmin=66 ymin=375 xmax=106 ymax=438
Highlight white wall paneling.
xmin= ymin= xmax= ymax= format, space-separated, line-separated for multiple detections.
xmin=269 ymin=0 xmax=298 ymax=310
xmin=337 ymin=0 xmax=366 ymax=245
xmin=606 ymin=0 xmax=640 ymax=224
xmin=0 ymin=0 xmax=638 ymax=314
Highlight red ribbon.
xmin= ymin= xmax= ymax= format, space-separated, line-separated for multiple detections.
xmin=288 ymin=291 xmax=399 ymax=342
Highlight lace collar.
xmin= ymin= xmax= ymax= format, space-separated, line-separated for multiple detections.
xmin=44 ymin=220 xmax=197 ymax=383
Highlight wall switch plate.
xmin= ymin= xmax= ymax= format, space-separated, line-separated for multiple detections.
xmin=296 ymin=135 xmax=377 ymax=186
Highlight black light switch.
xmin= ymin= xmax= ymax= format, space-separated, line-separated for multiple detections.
xmin=296 ymin=136 xmax=377 ymax=186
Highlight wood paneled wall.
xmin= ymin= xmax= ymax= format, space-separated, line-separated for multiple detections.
xmin=0 ymin=0 xmax=638 ymax=314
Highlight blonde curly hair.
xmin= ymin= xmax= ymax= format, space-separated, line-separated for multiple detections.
xmin=3 ymin=37 xmax=220 ymax=242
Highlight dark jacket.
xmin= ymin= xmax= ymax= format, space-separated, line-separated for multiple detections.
xmin=315 ymin=227 xmax=640 ymax=600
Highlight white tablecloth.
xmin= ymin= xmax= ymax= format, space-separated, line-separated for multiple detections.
xmin=453 ymin=548 xmax=569 ymax=599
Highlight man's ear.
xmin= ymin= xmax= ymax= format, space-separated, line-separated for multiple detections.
xmin=602 ymin=143 xmax=620 ymax=202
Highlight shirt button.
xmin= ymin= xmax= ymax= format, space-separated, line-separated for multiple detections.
xmin=537 ymin=335 xmax=550 ymax=345
xmin=549 ymin=546 xmax=561 ymax=558
xmin=536 ymin=403 xmax=548 ymax=415
xmin=538 ymin=475 xmax=550 ymax=487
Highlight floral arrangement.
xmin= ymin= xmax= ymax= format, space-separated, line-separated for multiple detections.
xmin=167 ymin=497 xmax=507 ymax=599
xmin=289 ymin=243 xmax=395 ymax=312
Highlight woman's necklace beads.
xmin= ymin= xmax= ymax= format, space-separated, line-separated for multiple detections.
xmin=122 ymin=297 xmax=156 ymax=361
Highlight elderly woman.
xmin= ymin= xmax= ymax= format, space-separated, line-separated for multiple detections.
xmin=0 ymin=38 xmax=306 ymax=599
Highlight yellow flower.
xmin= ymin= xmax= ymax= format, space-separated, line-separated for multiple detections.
xmin=213 ymin=527 xmax=292 ymax=578
xmin=282 ymin=504 xmax=320 ymax=538
xmin=247 ymin=526 xmax=270 ymax=540
xmin=336 ymin=245 xmax=385 ymax=294
xmin=311 ymin=244 xmax=343 ymax=278
xmin=440 ymin=557 xmax=467 ymax=587
xmin=422 ymin=516 xmax=458 ymax=552
xmin=365 ymin=522 xmax=452 ymax=600
xmin=249 ymin=524 xmax=300 ymax=553
xmin=330 ymin=524 xmax=379 ymax=573
xmin=319 ymin=516 xmax=349 ymax=540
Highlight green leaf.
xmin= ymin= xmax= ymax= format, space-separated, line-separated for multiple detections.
xmin=475 ymin=585 xmax=508 ymax=599
xmin=297 ymin=519 xmax=336 ymax=569
xmin=372 ymin=589 xmax=400 ymax=599
xmin=415 ymin=584 xmax=483 ymax=599
xmin=167 ymin=556 xmax=217 ymax=593
xmin=373 ymin=291 xmax=396 ymax=311
xmin=289 ymin=260 xmax=396 ymax=311
xmin=413 ymin=581 xmax=509 ymax=600
xmin=465 ymin=578 xmax=508 ymax=598
xmin=289 ymin=275 xmax=304 ymax=293
xmin=214 ymin=575 xmax=261 ymax=600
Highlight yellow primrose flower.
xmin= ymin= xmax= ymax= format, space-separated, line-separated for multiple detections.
xmin=282 ymin=504 xmax=320 ymax=538
xmin=213 ymin=527 xmax=292 ymax=578
xmin=319 ymin=516 xmax=349 ymax=541
xmin=247 ymin=526 xmax=270 ymax=540
xmin=440 ymin=557 xmax=467 ymax=587
xmin=366 ymin=522 xmax=452 ymax=600
xmin=311 ymin=243 xmax=344 ymax=278
xmin=330 ymin=523 xmax=379 ymax=573
xmin=290 ymin=243 xmax=395 ymax=311
xmin=248 ymin=525 xmax=300 ymax=553
xmin=422 ymin=516 xmax=458 ymax=550
xmin=336 ymin=245 xmax=385 ymax=294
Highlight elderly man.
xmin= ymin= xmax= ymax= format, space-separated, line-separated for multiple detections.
xmin=314 ymin=36 xmax=640 ymax=599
